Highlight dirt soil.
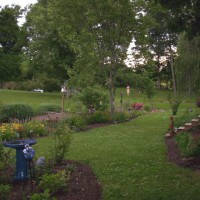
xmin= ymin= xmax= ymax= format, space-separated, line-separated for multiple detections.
xmin=6 ymin=160 xmax=102 ymax=200
xmin=165 ymin=129 xmax=200 ymax=170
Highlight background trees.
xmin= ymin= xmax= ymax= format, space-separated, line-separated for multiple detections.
xmin=49 ymin=0 xmax=138 ymax=113
xmin=0 ymin=5 xmax=24 ymax=85
xmin=157 ymin=0 xmax=200 ymax=95
xmin=24 ymin=0 xmax=77 ymax=87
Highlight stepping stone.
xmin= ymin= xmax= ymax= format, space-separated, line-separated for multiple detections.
xmin=178 ymin=127 xmax=185 ymax=130
xmin=185 ymin=123 xmax=193 ymax=126
xmin=191 ymin=119 xmax=199 ymax=122
xmin=165 ymin=133 xmax=171 ymax=137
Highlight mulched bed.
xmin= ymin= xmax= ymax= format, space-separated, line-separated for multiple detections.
xmin=5 ymin=160 xmax=102 ymax=200
xmin=165 ymin=129 xmax=200 ymax=170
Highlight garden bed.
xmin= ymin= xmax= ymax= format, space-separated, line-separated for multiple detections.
xmin=165 ymin=129 xmax=200 ymax=170
xmin=4 ymin=160 xmax=102 ymax=200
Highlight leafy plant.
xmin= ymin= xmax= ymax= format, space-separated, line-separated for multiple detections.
xmin=0 ymin=123 xmax=20 ymax=141
xmin=23 ymin=120 xmax=47 ymax=137
xmin=62 ymin=115 xmax=86 ymax=131
xmin=39 ymin=170 xmax=69 ymax=194
xmin=132 ymin=103 xmax=144 ymax=110
xmin=30 ymin=189 xmax=56 ymax=200
xmin=80 ymin=87 xmax=109 ymax=111
xmin=85 ymin=111 xmax=112 ymax=124
xmin=174 ymin=109 xmax=199 ymax=128
xmin=167 ymin=95 xmax=182 ymax=115
xmin=175 ymin=132 xmax=192 ymax=156
xmin=36 ymin=104 xmax=61 ymax=115
xmin=51 ymin=123 xmax=71 ymax=164
xmin=0 ymin=103 xmax=34 ymax=122
xmin=112 ymin=112 xmax=128 ymax=122
xmin=0 ymin=184 xmax=11 ymax=200
xmin=175 ymin=131 xmax=200 ymax=157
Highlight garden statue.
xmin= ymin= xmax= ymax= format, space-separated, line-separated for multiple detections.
xmin=35 ymin=156 xmax=46 ymax=167
xmin=23 ymin=144 xmax=35 ymax=161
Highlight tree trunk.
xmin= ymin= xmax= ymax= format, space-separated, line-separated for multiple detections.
xmin=170 ymin=47 xmax=177 ymax=96
xmin=109 ymin=70 xmax=115 ymax=116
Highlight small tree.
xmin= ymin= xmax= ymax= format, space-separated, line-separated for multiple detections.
xmin=168 ymin=94 xmax=182 ymax=115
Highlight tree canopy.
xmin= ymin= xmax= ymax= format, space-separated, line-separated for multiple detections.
xmin=0 ymin=5 xmax=24 ymax=84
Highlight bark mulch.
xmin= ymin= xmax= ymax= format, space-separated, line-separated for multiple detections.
xmin=165 ymin=129 xmax=200 ymax=170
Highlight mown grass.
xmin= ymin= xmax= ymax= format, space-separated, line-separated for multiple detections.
xmin=35 ymin=112 xmax=200 ymax=200
xmin=2 ymin=89 xmax=200 ymax=199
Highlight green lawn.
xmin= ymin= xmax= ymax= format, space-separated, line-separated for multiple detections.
xmin=35 ymin=112 xmax=200 ymax=200
xmin=2 ymin=89 xmax=200 ymax=199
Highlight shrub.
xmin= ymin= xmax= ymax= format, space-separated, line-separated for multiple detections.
xmin=175 ymin=132 xmax=200 ymax=157
xmin=30 ymin=190 xmax=55 ymax=200
xmin=0 ymin=104 xmax=34 ymax=122
xmin=23 ymin=120 xmax=47 ymax=137
xmin=80 ymin=87 xmax=109 ymax=111
xmin=132 ymin=103 xmax=144 ymax=110
xmin=50 ymin=123 xmax=71 ymax=164
xmin=39 ymin=170 xmax=69 ymax=194
xmin=175 ymin=132 xmax=192 ymax=156
xmin=0 ymin=123 xmax=20 ymax=141
xmin=174 ymin=109 xmax=199 ymax=128
xmin=0 ymin=142 xmax=12 ymax=172
xmin=167 ymin=95 xmax=182 ymax=115
xmin=112 ymin=112 xmax=128 ymax=122
xmin=62 ymin=115 xmax=86 ymax=131
xmin=0 ymin=184 xmax=11 ymax=200
xmin=85 ymin=111 xmax=112 ymax=124
xmin=36 ymin=104 xmax=61 ymax=115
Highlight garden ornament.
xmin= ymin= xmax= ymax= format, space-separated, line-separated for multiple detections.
xmin=35 ymin=156 xmax=46 ymax=167
xmin=23 ymin=144 xmax=35 ymax=161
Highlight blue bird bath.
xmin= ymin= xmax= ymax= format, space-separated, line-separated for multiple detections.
xmin=3 ymin=139 xmax=36 ymax=181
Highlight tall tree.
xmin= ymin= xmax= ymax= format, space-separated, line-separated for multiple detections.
xmin=24 ymin=0 xmax=76 ymax=83
xmin=157 ymin=0 xmax=200 ymax=38
xmin=175 ymin=33 xmax=200 ymax=95
xmin=132 ymin=2 xmax=178 ymax=91
xmin=50 ymin=0 xmax=137 ymax=114
xmin=0 ymin=5 xmax=23 ymax=84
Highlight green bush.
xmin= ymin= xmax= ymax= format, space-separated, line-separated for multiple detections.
xmin=112 ymin=112 xmax=128 ymax=122
xmin=23 ymin=120 xmax=47 ymax=137
xmin=30 ymin=190 xmax=55 ymax=200
xmin=175 ymin=131 xmax=200 ymax=157
xmin=36 ymin=104 xmax=61 ymax=115
xmin=174 ymin=109 xmax=199 ymax=128
xmin=39 ymin=170 xmax=69 ymax=194
xmin=80 ymin=87 xmax=109 ymax=111
xmin=0 ymin=103 xmax=34 ymax=122
xmin=62 ymin=115 xmax=86 ymax=131
xmin=0 ymin=184 xmax=11 ymax=200
xmin=168 ymin=95 xmax=182 ymax=115
xmin=85 ymin=111 xmax=112 ymax=124
xmin=51 ymin=123 xmax=71 ymax=164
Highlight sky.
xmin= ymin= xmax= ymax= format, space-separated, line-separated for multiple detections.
xmin=0 ymin=0 xmax=38 ymax=8
xmin=0 ymin=0 xmax=38 ymax=24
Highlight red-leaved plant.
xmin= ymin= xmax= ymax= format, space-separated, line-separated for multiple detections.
xmin=132 ymin=103 xmax=144 ymax=110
